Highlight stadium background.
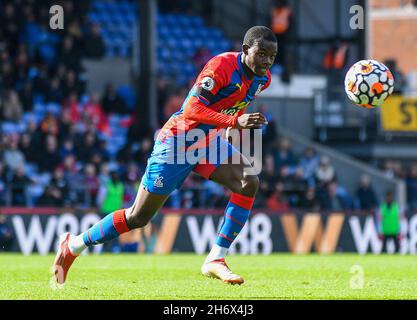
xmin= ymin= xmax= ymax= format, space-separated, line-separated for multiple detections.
xmin=0 ymin=0 xmax=417 ymax=256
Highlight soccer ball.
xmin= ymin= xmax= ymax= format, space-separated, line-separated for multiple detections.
xmin=344 ymin=59 xmax=394 ymax=108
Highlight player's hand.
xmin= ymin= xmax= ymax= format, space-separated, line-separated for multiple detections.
xmin=235 ymin=112 xmax=268 ymax=129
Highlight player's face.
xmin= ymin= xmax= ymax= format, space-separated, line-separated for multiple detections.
xmin=244 ymin=40 xmax=277 ymax=76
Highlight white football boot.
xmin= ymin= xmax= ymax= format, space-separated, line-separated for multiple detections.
xmin=201 ymin=258 xmax=244 ymax=285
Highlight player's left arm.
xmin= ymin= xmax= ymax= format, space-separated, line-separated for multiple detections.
xmin=226 ymin=71 xmax=272 ymax=142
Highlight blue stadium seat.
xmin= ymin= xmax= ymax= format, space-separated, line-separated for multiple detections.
xmin=207 ymin=27 xmax=223 ymax=40
xmin=165 ymin=38 xmax=179 ymax=49
xmin=205 ymin=39 xmax=218 ymax=52
xmin=190 ymin=16 xmax=204 ymax=27
xmin=191 ymin=38 xmax=204 ymax=50
xmin=88 ymin=13 xmax=100 ymax=23
xmin=46 ymin=103 xmax=61 ymax=116
xmin=219 ymin=39 xmax=231 ymax=51
xmin=158 ymin=47 xmax=171 ymax=60
xmin=184 ymin=28 xmax=198 ymax=39
xmin=24 ymin=163 xmax=39 ymax=178
xmin=170 ymin=50 xmax=184 ymax=61
xmin=183 ymin=63 xmax=196 ymax=77
xmin=176 ymin=15 xmax=192 ymax=28
xmin=196 ymin=28 xmax=210 ymax=39
xmin=117 ymin=85 xmax=136 ymax=109
xmin=170 ymin=27 xmax=183 ymax=38
xmin=106 ymin=45 xmax=116 ymax=58
xmin=176 ymin=75 xmax=188 ymax=87
xmin=164 ymin=14 xmax=177 ymax=26
xmin=33 ymin=94 xmax=44 ymax=104
xmin=158 ymin=25 xmax=170 ymax=37
xmin=179 ymin=38 xmax=193 ymax=50
xmin=39 ymin=44 xmax=56 ymax=64
xmin=92 ymin=1 xmax=106 ymax=11
xmin=22 ymin=113 xmax=38 ymax=125
xmin=1 ymin=122 xmax=19 ymax=135
xmin=118 ymin=44 xmax=131 ymax=57
xmin=157 ymin=61 xmax=168 ymax=74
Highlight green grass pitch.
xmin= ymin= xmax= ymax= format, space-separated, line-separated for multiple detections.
xmin=0 ymin=253 xmax=416 ymax=300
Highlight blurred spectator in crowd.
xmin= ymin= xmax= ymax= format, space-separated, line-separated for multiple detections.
xmin=1 ymin=90 xmax=23 ymax=122
xmin=19 ymin=133 xmax=38 ymax=164
xmin=299 ymin=187 xmax=319 ymax=210
xmin=0 ymin=214 xmax=13 ymax=251
xmin=47 ymin=77 xmax=64 ymax=103
xmin=84 ymin=163 xmax=100 ymax=207
xmin=383 ymin=160 xmax=395 ymax=179
xmin=10 ymin=167 xmax=31 ymax=205
xmin=83 ymin=23 xmax=105 ymax=59
xmin=40 ymin=112 xmax=60 ymax=137
xmin=38 ymin=185 xmax=63 ymax=206
xmin=98 ymin=163 xmax=111 ymax=186
xmin=97 ymin=171 xmax=124 ymax=215
xmin=355 ymin=174 xmax=378 ymax=211
xmin=266 ymin=182 xmax=289 ymax=211
xmin=58 ymin=36 xmax=81 ymax=72
xmin=320 ymin=180 xmax=352 ymax=211
xmin=270 ymin=0 xmax=292 ymax=82
xmin=315 ymin=156 xmax=336 ymax=188
xmin=83 ymin=92 xmax=110 ymax=135
xmin=272 ymin=138 xmax=296 ymax=172
xmin=181 ymin=175 xmax=203 ymax=208
xmin=123 ymin=163 xmax=141 ymax=208
xmin=258 ymin=155 xmax=280 ymax=204
xmin=192 ymin=47 xmax=212 ymax=72
xmin=101 ymin=83 xmax=128 ymax=114
xmin=62 ymin=71 xmax=84 ymax=98
xmin=156 ymin=78 xmax=171 ymax=125
xmin=19 ymin=82 xmax=34 ymax=112
xmin=298 ymin=146 xmax=320 ymax=187
xmin=59 ymin=138 xmax=76 ymax=160
xmin=202 ymin=179 xmax=228 ymax=208
xmin=138 ymin=221 xmax=159 ymax=253
xmin=382 ymin=159 xmax=405 ymax=179
xmin=258 ymin=104 xmax=277 ymax=155
xmin=377 ymin=191 xmax=403 ymax=253
xmin=117 ymin=143 xmax=137 ymax=167
xmin=24 ymin=119 xmax=42 ymax=150
xmin=37 ymin=135 xmax=61 ymax=173
xmin=77 ymin=132 xmax=99 ymax=163
xmin=384 ymin=59 xmax=406 ymax=94
xmin=163 ymin=88 xmax=188 ymax=121
xmin=58 ymin=154 xmax=82 ymax=204
xmin=63 ymin=92 xmax=81 ymax=123
xmin=58 ymin=108 xmax=74 ymax=142
xmin=126 ymin=113 xmax=153 ymax=148
xmin=135 ymin=137 xmax=153 ymax=172
xmin=280 ymin=166 xmax=307 ymax=206
xmin=3 ymin=136 xmax=26 ymax=173
xmin=406 ymin=164 xmax=417 ymax=210
xmin=0 ymin=164 xmax=7 ymax=205
xmin=43 ymin=167 xmax=70 ymax=206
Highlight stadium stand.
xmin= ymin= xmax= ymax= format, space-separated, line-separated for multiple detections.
xmin=0 ymin=0 xmax=413 ymax=213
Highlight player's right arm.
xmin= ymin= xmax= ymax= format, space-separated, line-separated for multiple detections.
xmin=183 ymin=56 xmax=267 ymax=129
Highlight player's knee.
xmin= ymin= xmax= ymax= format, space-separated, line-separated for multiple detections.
xmin=239 ymin=174 xmax=259 ymax=197
xmin=125 ymin=207 xmax=151 ymax=229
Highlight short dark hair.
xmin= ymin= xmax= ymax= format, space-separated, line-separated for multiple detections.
xmin=243 ymin=26 xmax=277 ymax=47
